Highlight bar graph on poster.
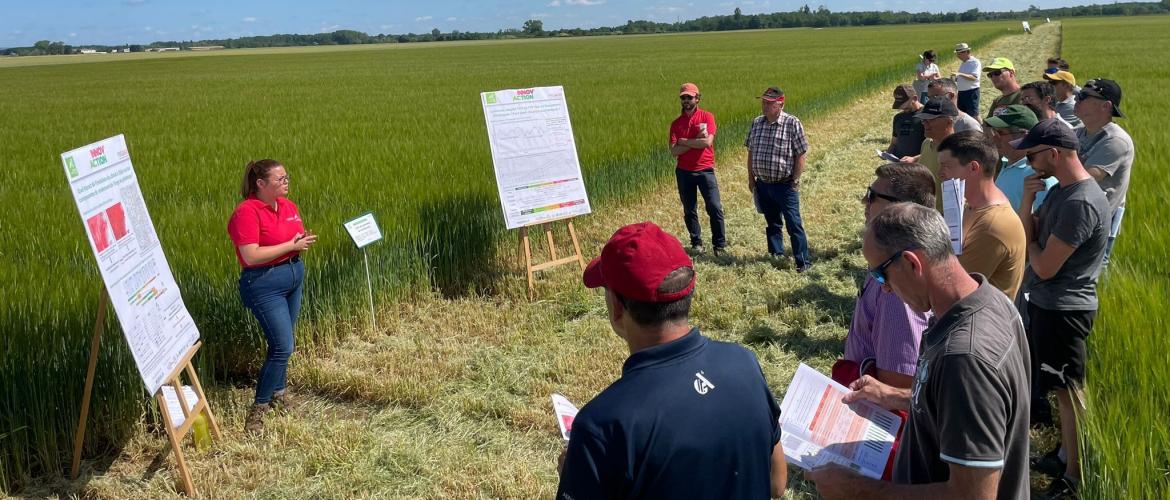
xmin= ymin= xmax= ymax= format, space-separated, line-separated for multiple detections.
xmin=481 ymin=86 xmax=592 ymax=229
xmin=61 ymin=134 xmax=199 ymax=395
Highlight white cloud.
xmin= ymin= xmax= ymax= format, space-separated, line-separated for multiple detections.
xmin=446 ymin=17 xmax=457 ymax=21
xmin=144 ymin=26 xmax=154 ymax=32
xmin=415 ymin=15 xmax=433 ymax=21
xmin=319 ymin=24 xmax=340 ymax=32
xmin=566 ymin=0 xmax=605 ymax=5
xmin=530 ymin=12 xmax=552 ymax=18
xmin=548 ymin=0 xmax=562 ymax=5
xmin=380 ymin=24 xmax=396 ymax=30
xmin=243 ymin=17 xmax=257 ymax=23
xmin=68 ymin=33 xmax=77 ymax=37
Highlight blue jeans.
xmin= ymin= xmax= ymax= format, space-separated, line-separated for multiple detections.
xmin=675 ymin=168 xmax=727 ymax=248
xmin=239 ymin=257 xmax=304 ymax=405
xmin=755 ymin=179 xmax=810 ymax=266
xmin=957 ymin=89 xmax=980 ymax=118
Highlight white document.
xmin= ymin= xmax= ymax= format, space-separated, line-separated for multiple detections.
xmin=551 ymin=393 xmax=580 ymax=441
xmin=160 ymin=385 xmax=200 ymax=429
xmin=343 ymin=212 xmax=383 ymax=248
xmin=875 ymin=149 xmax=902 ymax=163
xmin=61 ymin=135 xmax=200 ymax=396
xmin=942 ymin=178 xmax=965 ymax=256
xmin=481 ymin=86 xmax=592 ymax=229
xmin=779 ymin=364 xmax=902 ymax=479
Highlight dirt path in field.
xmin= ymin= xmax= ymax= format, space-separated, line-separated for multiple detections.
xmin=59 ymin=23 xmax=1062 ymax=500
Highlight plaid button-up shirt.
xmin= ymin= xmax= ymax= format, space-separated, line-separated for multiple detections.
xmin=744 ymin=112 xmax=809 ymax=183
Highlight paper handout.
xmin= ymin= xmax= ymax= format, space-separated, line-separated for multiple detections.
xmin=160 ymin=385 xmax=201 ymax=429
xmin=779 ymin=364 xmax=902 ymax=479
xmin=876 ymin=149 xmax=902 ymax=163
xmin=551 ymin=394 xmax=579 ymax=441
xmin=942 ymin=178 xmax=965 ymax=256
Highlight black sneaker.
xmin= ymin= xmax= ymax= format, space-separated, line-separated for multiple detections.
xmin=689 ymin=244 xmax=706 ymax=255
xmin=1031 ymin=446 xmax=1066 ymax=478
xmin=796 ymin=262 xmax=814 ymax=274
xmin=713 ymin=247 xmax=728 ymax=258
xmin=1036 ymin=475 xmax=1079 ymax=499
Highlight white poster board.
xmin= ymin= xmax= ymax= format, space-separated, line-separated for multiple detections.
xmin=61 ymin=134 xmax=199 ymax=395
xmin=481 ymin=86 xmax=592 ymax=229
xmin=343 ymin=212 xmax=383 ymax=248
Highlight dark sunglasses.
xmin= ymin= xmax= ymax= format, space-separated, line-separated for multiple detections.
xmin=987 ymin=69 xmax=1004 ymax=78
xmin=1044 ymin=67 xmax=1060 ymax=74
xmin=680 ymin=95 xmax=696 ymax=101
xmin=869 ymin=247 xmax=915 ymax=286
xmin=1026 ymin=147 xmax=1057 ymax=163
xmin=865 ymin=187 xmax=903 ymax=204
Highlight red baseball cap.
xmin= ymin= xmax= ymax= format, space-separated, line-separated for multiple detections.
xmin=679 ymin=82 xmax=700 ymax=97
xmin=583 ymin=222 xmax=696 ymax=302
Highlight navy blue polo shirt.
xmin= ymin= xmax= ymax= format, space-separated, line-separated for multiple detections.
xmin=557 ymin=328 xmax=782 ymax=500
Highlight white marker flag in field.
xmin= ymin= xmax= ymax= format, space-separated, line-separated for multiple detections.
xmin=481 ymin=86 xmax=592 ymax=229
xmin=61 ymin=134 xmax=199 ymax=395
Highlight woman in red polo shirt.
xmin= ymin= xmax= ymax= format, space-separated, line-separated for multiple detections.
xmin=227 ymin=159 xmax=316 ymax=435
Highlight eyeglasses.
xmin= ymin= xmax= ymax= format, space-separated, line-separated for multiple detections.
xmin=1044 ymin=67 xmax=1060 ymax=74
xmin=1026 ymin=147 xmax=1057 ymax=163
xmin=869 ymin=247 xmax=915 ymax=286
xmin=864 ymin=186 xmax=903 ymax=204
xmin=267 ymin=175 xmax=290 ymax=185
xmin=680 ymin=95 xmax=696 ymax=101
xmin=987 ymin=69 xmax=1004 ymax=78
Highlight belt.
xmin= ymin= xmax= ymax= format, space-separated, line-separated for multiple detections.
xmin=755 ymin=176 xmax=794 ymax=185
xmin=244 ymin=255 xmax=301 ymax=272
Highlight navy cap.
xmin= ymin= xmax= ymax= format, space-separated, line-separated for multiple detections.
xmin=1011 ymin=118 xmax=1080 ymax=150
xmin=1078 ymin=79 xmax=1125 ymax=118
xmin=915 ymin=98 xmax=959 ymax=120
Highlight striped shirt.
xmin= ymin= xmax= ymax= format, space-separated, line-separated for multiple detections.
xmin=744 ymin=112 xmax=809 ymax=183
xmin=844 ymin=276 xmax=931 ymax=376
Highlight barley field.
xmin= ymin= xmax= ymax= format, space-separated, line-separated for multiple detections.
xmin=1062 ymin=15 xmax=1170 ymax=499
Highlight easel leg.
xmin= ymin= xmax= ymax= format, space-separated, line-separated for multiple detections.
xmin=72 ymin=288 xmax=109 ymax=479
xmin=543 ymin=223 xmax=558 ymax=260
xmin=521 ymin=227 xmax=535 ymax=300
xmin=567 ymin=222 xmax=586 ymax=271
xmin=156 ymin=391 xmax=197 ymax=496
xmin=185 ymin=363 xmax=222 ymax=439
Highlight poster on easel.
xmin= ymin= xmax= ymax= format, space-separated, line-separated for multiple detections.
xmin=481 ymin=86 xmax=592 ymax=229
xmin=61 ymin=134 xmax=199 ymax=395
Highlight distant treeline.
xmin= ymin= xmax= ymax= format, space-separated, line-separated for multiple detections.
xmin=4 ymin=1 xmax=1169 ymax=56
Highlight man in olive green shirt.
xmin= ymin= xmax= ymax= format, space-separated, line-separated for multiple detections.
xmin=937 ymin=131 xmax=1027 ymax=300
xmin=985 ymin=57 xmax=1022 ymax=118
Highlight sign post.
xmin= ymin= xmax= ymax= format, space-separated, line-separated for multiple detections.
xmin=343 ymin=212 xmax=383 ymax=332
xmin=480 ymin=86 xmax=592 ymax=298
xmin=62 ymin=134 xmax=218 ymax=496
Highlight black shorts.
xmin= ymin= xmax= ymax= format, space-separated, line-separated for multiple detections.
xmin=1027 ymin=303 xmax=1096 ymax=393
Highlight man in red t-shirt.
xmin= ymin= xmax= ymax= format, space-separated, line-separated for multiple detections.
xmin=670 ymin=82 xmax=726 ymax=256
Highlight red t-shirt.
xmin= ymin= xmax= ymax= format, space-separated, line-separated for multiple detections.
xmin=669 ymin=108 xmax=717 ymax=171
xmin=227 ymin=196 xmax=305 ymax=268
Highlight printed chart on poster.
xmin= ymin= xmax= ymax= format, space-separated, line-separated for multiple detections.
xmin=61 ymin=134 xmax=199 ymax=395
xmin=481 ymin=86 xmax=592 ymax=229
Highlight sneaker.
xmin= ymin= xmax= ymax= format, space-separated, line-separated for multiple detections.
xmin=796 ymin=262 xmax=814 ymax=274
xmin=689 ymin=244 xmax=706 ymax=255
xmin=713 ymin=247 xmax=728 ymax=258
xmin=1037 ymin=475 xmax=1079 ymax=499
xmin=244 ymin=403 xmax=271 ymax=435
xmin=1031 ymin=445 xmax=1066 ymax=478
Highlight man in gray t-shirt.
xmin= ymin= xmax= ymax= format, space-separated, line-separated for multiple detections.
xmin=1074 ymin=79 xmax=1133 ymax=263
xmin=809 ymin=203 xmax=1030 ymax=500
xmin=1013 ymin=119 xmax=1109 ymax=498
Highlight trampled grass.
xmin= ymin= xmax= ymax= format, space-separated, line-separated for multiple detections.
xmin=0 ymin=22 xmax=1019 ymax=491
xmin=1062 ymin=15 xmax=1170 ymax=499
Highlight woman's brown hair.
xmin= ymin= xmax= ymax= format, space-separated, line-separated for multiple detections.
xmin=239 ymin=159 xmax=283 ymax=200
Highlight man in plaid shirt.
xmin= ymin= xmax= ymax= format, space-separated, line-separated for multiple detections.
xmin=745 ymin=86 xmax=812 ymax=272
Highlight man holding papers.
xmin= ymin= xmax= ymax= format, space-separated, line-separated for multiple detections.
xmin=557 ymin=222 xmax=786 ymax=499
xmin=936 ymin=131 xmax=1027 ymax=300
xmin=809 ymin=203 xmax=1031 ymax=499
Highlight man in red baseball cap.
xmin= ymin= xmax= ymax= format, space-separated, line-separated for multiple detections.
xmin=558 ymin=221 xmax=788 ymax=499
xmin=670 ymin=82 xmax=727 ymax=256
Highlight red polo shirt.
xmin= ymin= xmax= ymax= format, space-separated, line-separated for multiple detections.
xmin=227 ymin=196 xmax=304 ymax=268
xmin=669 ymin=108 xmax=717 ymax=171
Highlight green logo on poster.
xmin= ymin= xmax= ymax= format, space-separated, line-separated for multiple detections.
xmin=65 ymin=157 xmax=79 ymax=178
xmin=485 ymin=93 xmax=497 ymax=104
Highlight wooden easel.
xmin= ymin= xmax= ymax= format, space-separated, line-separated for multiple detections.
xmin=519 ymin=218 xmax=587 ymax=299
xmin=72 ymin=288 xmax=222 ymax=496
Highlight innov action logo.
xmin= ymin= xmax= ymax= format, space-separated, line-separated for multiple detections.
xmin=513 ymin=88 xmax=535 ymax=101
xmin=64 ymin=157 xmax=79 ymax=178
xmin=89 ymin=145 xmax=108 ymax=168
xmin=484 ymin=92 xmax=498 ymax=104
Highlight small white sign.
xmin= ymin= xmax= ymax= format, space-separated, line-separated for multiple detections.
xmin=551 ymin=393 xmax=580 ymax=441
xmin=344 ymin=212 xmax=383 ymax=248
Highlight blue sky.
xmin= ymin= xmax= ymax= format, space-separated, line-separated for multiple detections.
xmin=4 ymin=0 xmax=1087 ymax=47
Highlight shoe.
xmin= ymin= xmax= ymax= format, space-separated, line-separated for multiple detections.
xmin=1037 ymin=474 xmax=1079 ymax=499
xmin=1031 ymin=445 xmax=1066 ymax=478
xmin=713 ymin=247 xmax=728 ymax=258
xmin=796 ymin=262 xmax=814 ymax=273
xmin=244 ymin=403 xmax=271 ymax=435
xmin=271 ymin=389 xmax=299 ymax=414
xmin=689 ymin=244 xmax=706 ymax=255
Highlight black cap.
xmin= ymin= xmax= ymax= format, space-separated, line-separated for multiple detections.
xmin=1078 ymin=79 xmax=1124 ymax=118
xmin=1011 ymin=118 xmax=1080 ymax=150
xmin=915 ymin=98 xmax=959 ymax=120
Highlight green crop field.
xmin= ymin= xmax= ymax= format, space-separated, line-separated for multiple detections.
xmin=1062 ymin=16 xmax=1170 ymax=499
